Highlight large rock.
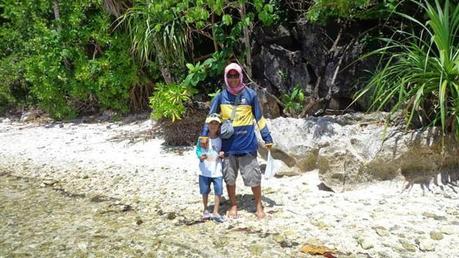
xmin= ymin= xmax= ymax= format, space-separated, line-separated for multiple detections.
xmin=255 ymin=44 xmax=312 ymax=95
xmin=252 ymin=21 xmax=377 ymax=115
xmin=259 ymin=112 xmax=459 ymax=191
xmin=255 ymin=87 xmax=281 ymax=119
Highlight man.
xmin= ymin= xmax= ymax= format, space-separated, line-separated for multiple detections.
xmin=200 ymin=63 xmax=273 ymax=219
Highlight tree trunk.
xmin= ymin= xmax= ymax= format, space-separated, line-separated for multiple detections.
xmin=52 ymin=0 xmax=61 ymax=32
xmin=211 ymin=13 xmax=219 ymax=52
xmin=239 ymin=3 xmax=252 ymax=77
xmin=154 ymin=42 xmax=174 ymax=84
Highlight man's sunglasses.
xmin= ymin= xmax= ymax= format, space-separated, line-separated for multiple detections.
xmin=227 ymin=74 xmax=239 ymax=79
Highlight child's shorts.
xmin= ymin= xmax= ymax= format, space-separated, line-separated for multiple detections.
xmin=199 ymin=175 xmax=223 ymax=196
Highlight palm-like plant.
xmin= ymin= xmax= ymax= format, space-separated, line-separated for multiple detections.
xmin=116 ymin=1 xmax=188 ymax=82
xmin=356 ymin=0 xmax=459 ymax=139
xmin=103 ymin=0 xmax=131 ymax=17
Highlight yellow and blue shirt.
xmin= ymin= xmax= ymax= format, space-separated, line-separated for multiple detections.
xmin=200 ymin=87 xmax=273 ymax=155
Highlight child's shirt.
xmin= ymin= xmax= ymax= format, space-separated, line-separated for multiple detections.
xmin=195 ymin=137 xmax=223 ymax=178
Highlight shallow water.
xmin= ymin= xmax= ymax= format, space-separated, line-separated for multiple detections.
xmin=0 ymin=175 xmax=292 ymax=258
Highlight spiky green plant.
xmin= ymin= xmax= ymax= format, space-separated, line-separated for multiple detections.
xmin=117 ymin=1 xmax=188 ymax=68
xmin=355 ymin=0 xmax=459 ymax=139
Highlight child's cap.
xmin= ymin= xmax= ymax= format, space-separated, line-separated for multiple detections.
xmin=205 ymin=113 xmax=221 ymax=124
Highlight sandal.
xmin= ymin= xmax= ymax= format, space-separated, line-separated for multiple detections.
xmin=212 ymin=215 xmax=225 ymax=223
xmin=202 ymin=210 xmax=211 ymax=220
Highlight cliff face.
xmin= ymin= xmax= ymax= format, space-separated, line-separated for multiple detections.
xmin=252 ymin=20 xmax=378 ymax=118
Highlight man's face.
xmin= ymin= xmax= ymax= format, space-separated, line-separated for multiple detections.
xmin=227 ymin=70 xmax=240 ymax=88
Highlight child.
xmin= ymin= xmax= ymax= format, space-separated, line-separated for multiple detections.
xmin=196 ymin=113 xmax=225 ymax=222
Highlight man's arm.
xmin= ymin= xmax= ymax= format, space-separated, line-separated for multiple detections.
xmin=252 ymin=92 xmax=273 ymax=145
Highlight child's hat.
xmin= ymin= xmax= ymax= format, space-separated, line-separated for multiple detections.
xmin=205 ymin=113 xmax=221 ymax=124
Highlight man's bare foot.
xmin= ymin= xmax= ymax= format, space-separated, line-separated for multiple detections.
xmin=227 ymin=205 xmax=238 ymax=218
xmin=255 ymin=203 xmax=266 ymax=219
xmin=255 ymin=210 xmax=266 ymax=219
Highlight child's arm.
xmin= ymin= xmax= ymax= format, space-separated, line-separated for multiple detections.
xmin=195 ymin=139 xmax=207 ymax=161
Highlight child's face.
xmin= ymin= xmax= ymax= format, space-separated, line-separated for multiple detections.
xmin=208 ymin=121 xmax=220 ymax=134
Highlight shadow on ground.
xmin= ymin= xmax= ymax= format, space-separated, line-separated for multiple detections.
xmin=403 ymin=168 xmax=459 ymax=194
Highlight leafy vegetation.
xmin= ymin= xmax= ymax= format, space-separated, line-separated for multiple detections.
xmin=282 ymin=85 xmax=305 ymax=117
xmin=1 ymin=0 xmax=456 ymax=144
xmin=306 ymin=0 xmax=398 ymax=23
xmin=355 ymin=0 xmax=459 ymax=139
xmin=0 ymin=0 xmax=146 ymax=119
xmin=149 ymin=82 xmax=195 ymax=121
xmin=118 ymin=0 xmax=280 ymax=120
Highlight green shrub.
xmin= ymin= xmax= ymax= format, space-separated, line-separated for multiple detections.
xmin=0 ymin=0 xmax=145 ymax=119
xmin=149 ymin=83 xmax=196 ymax=122
xmin=282 ymin=85 xmax=305 ymax=116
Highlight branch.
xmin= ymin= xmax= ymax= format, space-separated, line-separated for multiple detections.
xmin=300 ymin=76 xmax=322 ymax=117
xmin=329 ymin=27 xmax=343 ymax=54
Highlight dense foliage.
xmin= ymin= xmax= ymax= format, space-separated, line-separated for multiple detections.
xmin=117 ymin=0 xmax=279 ymax=120
xmin=355 ymin=0 xmax=459 ymax=139
xmin=1 ymin=0 xmax=456 ymax=142
xmin=0 ymin=0 xmax=145 ymax=119
xmin=306 ymin=0 xmax=398 ymax=23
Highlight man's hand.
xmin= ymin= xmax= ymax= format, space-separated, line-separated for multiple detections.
xmin=200 ymin=154 xmax=207 ymax=161
xmin=265 ymin=143 xmax=273 ymax=150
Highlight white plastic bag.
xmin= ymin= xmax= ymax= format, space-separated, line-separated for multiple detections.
xmin=263 ymin=150 xmax=276 ymax=179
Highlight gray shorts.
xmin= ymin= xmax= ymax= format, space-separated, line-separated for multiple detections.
xmin=223 ymin=154 xmax=261 ymax=187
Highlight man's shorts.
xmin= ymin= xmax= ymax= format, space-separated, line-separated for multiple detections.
xmin=223 ymin=153 xmax=261 ymax=187
xmin=199 ymin=175 xmax=223 ymax=196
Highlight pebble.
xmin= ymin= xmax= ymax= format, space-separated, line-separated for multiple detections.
xmin=374 ymin=226 xmax=389 ymax=237
xmin=419 ymin=239 xmax=436 ymax=251
xmin=399 ymin=239 xmax=417 ymax=252
xmin=358 ymin=237 xmax=374 ymax=250
xmin=430 ymin=231 xmax=443 ymax=240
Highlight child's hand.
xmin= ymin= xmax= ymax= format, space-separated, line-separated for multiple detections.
xmin=200 ymin=138 xmax=209 ymax=149
xmin=218 ymin=151 xmax=224 ymax=158
xmin=200 ymin=154 xmax=207 ymax=161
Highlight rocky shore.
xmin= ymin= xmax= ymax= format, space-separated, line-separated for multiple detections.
xmin=1 ymin=117 xmax=458 ymax=257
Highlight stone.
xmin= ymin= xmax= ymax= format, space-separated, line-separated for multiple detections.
xmin=419 ymin=239 xmax=436 ymax=251
xmin=77 ymin=242 xmax=88 ymax=252
xmin=358 ymin=238 xmax=374 ymax=250
xmin=20 ymin=111 xmax=40 ymax=122
xmin=429 ymin=231 xmax=444 ymax=240
xmin=422 ymin=212 xmax=447 ymax=221
xmin=374 ymin=226 xmax=390 ymax=237
xmin=274 ymin=165 xmax=302 ymax=177
xmin=399 ymin=239 xmax=417 ymax=252
xmin=166 ymin=212 xmax=176 ymax=220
